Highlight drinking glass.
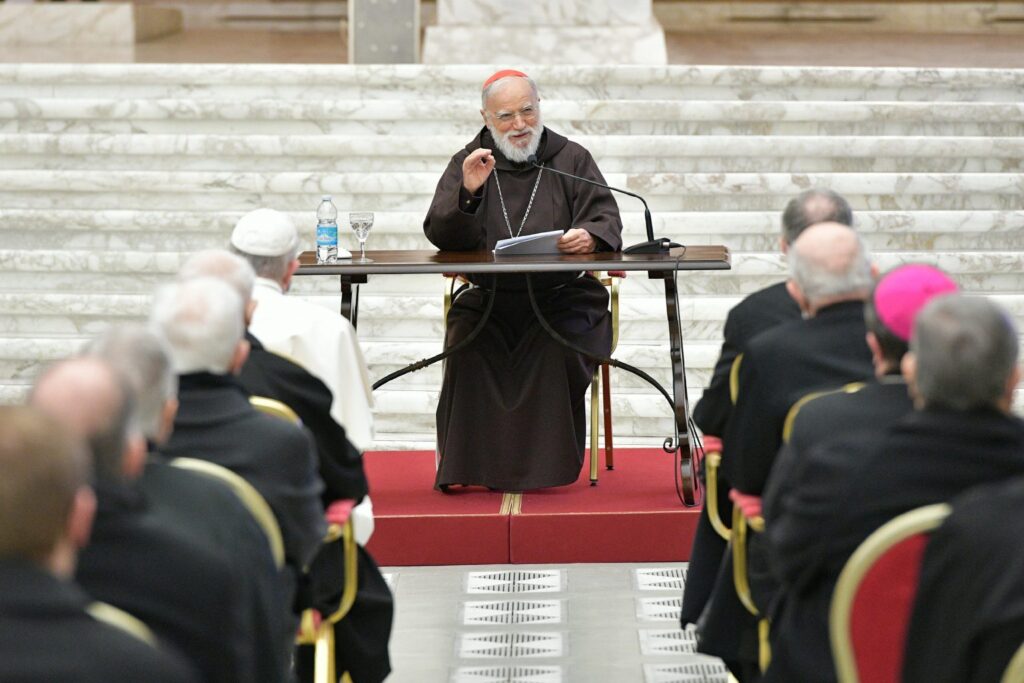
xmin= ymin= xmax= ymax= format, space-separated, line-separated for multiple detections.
xmin=350 ymin=212 xmax=374 ymax=261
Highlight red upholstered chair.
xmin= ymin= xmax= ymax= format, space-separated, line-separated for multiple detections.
xmin=443 ymin=271 xmax=621 ymax=485
xmin=830 ymin=503 xmax=951 ymax=683
xmin=700 ymin=435 xmax=730 ymax=540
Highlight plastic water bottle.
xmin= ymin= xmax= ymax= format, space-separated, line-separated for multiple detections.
xmin=316 ymin=195 xmax=338 ymax=264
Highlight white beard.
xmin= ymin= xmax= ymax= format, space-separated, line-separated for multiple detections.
xmin=488 ymin=121 xmax=543 ymax=164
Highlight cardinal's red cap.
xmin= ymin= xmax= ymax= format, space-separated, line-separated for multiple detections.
xmin=482 ymin=69 xmax=528 ymax=90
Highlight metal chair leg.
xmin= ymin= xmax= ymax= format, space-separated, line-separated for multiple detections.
xmin=589 ymin=369 xmax=600 ymax=485
xmin=601 ymin=363 xmax=614 ymax=470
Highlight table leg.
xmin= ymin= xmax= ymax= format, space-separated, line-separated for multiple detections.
xmin=654 ymin=271 xmax=697 ymax=506
xmin=338 ymin=274 xmax=367 ymax=327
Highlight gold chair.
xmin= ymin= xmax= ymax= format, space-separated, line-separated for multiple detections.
xmin=1002 ymin=641 xmax=1024 ymax=683
xmin=170 ymin=456 xmax=286 ymax=570
xmin=87 ymin=601 xmax=158 ymax=647
xmin=443 ymin=272 xmax=620 ymax=485
xmin=830 ymin=503 xmax=951 ymax=683
xmin=250 ymin=395 xmax=358 ymax=683
xmin=702 ymin=353 xmax=746 ymax=540
xmin=732 ymin=505 xmax=770 ymax=673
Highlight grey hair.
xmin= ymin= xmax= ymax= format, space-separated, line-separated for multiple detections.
xmin=150 ymin=278 xmax=245 ymax=375
xmin=82 ymin=324 xmax=177 ymax=442
xmin=788 ymin=229 xmax=873 ymax=306
xmin=781 ymin=189 xmax=854 ymax=245
xmin=179 ymin=249 xmax=256 ymax=305
xmin=481 ymin=74 xmax=539 ymax=110
xmin=229 ymin=246 xmax=293 ymax=284
xmin=911 ymin=294 xmax=1019 ymax=410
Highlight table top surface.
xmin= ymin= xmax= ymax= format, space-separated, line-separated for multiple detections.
xmin=296 ymin=246 xmax=730 ymax=276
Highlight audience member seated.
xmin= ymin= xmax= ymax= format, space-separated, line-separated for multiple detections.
xmin=153 ymin=278 xmax=326 ymax=590
xmin=229 ymin=208 xmax=376 ymax=451
xmin=756 ymin=264 xmax=958 ymax=609
xmin=84 ymin=324 xmax=294 ymax=683
xmin=683 ymin=188 xmax=854 ymax=631
xmin=765 ymin=294 xmax=1024 ymax=683
xmin=177 ymin=249 xmax=374 ymax=542
xmin=698 ymin=221 xmax=876 ymax=677
xmin=0 ymin=405 xmax=198 ymax=683
xmin=903 ymin=476 xmax=1024 ymax=683
xmin=177 ymin=250 xmax=394 ymax=682
xmin=30 ymin=357 xmax=241 ymax=683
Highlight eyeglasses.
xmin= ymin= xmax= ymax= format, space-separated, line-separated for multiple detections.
xmin=489 ymin=105 xmax=538 ymax=124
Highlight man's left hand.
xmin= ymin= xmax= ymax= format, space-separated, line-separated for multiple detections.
xmin=558 ymin=228 xmax=596 ymax=254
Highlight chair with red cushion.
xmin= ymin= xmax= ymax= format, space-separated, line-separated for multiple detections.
xmin=830 ymin=503 xmax=951 ymax=683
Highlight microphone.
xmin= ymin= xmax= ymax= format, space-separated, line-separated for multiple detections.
xmin=527 ymin=154 xmax=674 ymax=254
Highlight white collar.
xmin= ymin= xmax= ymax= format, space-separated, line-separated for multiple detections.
xmin=255 ymin=277 xmax=284 ymax=294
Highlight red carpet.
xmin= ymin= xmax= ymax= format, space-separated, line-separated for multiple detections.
xmin=364 ymin=449 xmax=700 ymax=566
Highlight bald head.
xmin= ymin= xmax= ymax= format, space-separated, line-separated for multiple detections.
xmin=788 ymin=222 xmax=874 ymax=314
xmin=30 ymin=356 xmax=135 ymax=483
xmin=781 ymin=189 xmax=853 ymax=246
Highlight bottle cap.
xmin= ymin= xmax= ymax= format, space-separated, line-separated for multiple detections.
xmin=321 ymin=195 xmax=332 ymax=201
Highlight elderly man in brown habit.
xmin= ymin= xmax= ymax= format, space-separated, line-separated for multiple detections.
xmin=424 ymin=69 xmax=623 ymax=493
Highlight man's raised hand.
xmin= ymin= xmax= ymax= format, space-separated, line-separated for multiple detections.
xmin=462 ymin=148 xmax=496 ymax=194
xmin=557 ymin=228 xmax=596 ymax=254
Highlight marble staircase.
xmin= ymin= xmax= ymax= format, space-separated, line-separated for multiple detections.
xmin=1 ymin=64 xmax=1022 ymax=448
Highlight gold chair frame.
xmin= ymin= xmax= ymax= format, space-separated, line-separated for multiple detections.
xmin=1002 ymin=641 xmax=1024 ymax=683
xmin=87 ymin=601 xmax=158 ymax=647
xmin=829 ymin=503 xmax=951 ymax=683
xmin=170 ymin=456 xmax=286 ymax=570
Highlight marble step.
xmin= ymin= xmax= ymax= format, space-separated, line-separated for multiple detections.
xmin=5 ymin=100 xmax=1024 ymax=137
xmin=3 ymin=209 xmax=1021 ymax=252
xmin=0 ymin=171 xmax=1020 ymax=213
xmin=3 ymin=64 xmax=1023 ymax=102
xmin=5 ymin=134 xmax=1023 ymax=174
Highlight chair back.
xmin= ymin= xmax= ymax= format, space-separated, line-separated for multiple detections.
xmin=170 ymin=456 xmax=286 ymax=569
xmin=1002 ymin=640 xmax=1024 ymax=683
xmin=87 ymin=601 xmax=157 ymax=647
xmin=250 ymin=396 xmax=302 ymax=425
xmin=830 ymin=503 xmax=951 ymax=683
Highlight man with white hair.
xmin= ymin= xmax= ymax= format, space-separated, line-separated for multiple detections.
xmin=423 ymin=69 xmax=623 ymax=492
xmin=85 ymin=324 xmax=293 ymax=683
xmin=176 ymin=251 xmax=393 ymax=683
xmin=229 ymin=209 xmax=375 ymax=451
xmin=154 ymin=278 xmax=326 ymax=576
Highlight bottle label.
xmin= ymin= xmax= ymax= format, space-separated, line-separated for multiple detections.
xmin=316 ymin=225 xmax=338 ymax=246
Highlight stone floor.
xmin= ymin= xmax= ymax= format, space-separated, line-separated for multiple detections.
xmin=3 ymin=27 xmax=1024 ymax=67
xmin=382 ymin=562 xmax=728 ymax=683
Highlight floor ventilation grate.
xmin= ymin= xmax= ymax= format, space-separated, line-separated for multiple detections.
xmin=458 ymin=632 xmax=565 ymax=659
xmin=466 ymin=570 xmax=563 ymax=594
xmin=638 ymin=628 xmax=699 ymax=655
xmin=451 ymin=665 xmax=563 ymax=683
xmin=462 ymin=600 xmax=562 ymax=626
xmin=643 ymin=661 xmax=730 ymax=683
xmin=636 ymin=567 xmax=688 ymax=592
xmin=637 ymin=597 xmax=683 ymax=622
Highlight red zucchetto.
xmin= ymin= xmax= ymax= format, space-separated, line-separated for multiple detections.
xmin=482 ymin=69 xmax=528 ymax=90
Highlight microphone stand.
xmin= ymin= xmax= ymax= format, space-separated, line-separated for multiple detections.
xmin=527 ymin=155 xmax=674 ymax=254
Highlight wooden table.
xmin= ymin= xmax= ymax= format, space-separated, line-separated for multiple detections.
xmin=296 ymin=246 xmax=731 ymax=506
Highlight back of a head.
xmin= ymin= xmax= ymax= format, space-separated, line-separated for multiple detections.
xmin=151 ymin=277 xmax=245 ymax=376
xmin=83 ymin=324 xmax=176 ymax=443
xmin=911 ymin=294 xmax=1019 ymax=411
xmin=781 ymin=189 xmax=854 ymax=246
xmin=29 ymin=357 xmax=135 ymax=484
xmin=229 ymin=208 xmax=298 ymax=283
xmin=0 ymin=406 xmax=88 ymax=563
xmin=788 ymin=222 xmax=874 ymax=307
xmin=178 ymin=249 xmax=256 ymax=305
